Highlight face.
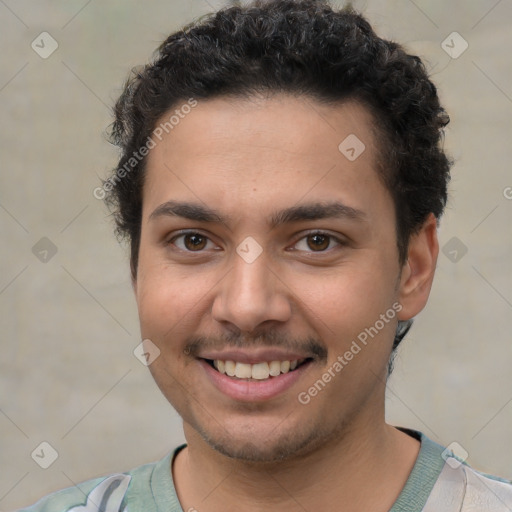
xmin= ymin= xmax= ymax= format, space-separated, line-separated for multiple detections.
xmin=134 ymin=94 xmax=415 ymax=462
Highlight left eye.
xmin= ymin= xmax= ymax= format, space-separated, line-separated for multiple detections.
xmin=293 ymin=232 xmax=342 ymax=252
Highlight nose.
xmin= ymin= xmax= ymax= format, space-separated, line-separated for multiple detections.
xmin=211 ymin=247 xmax=292 ymax=334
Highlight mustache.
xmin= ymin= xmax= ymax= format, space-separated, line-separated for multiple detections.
xmin=184 ymin=331 xmax=328 ymax=362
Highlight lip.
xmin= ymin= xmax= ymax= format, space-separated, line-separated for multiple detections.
xmin=198 ymin=358 xmax=312 ymax=402
xmin=198 ymin=349 xmax=309 ymax=365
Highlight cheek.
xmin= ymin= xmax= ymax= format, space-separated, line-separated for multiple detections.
xmin=135 ymin=256 xmax=218 ymax=343
xmin=297 ymin=260 xmax=397 ymax=328
xmin=135 ymin=263 xmax=186 ymax=336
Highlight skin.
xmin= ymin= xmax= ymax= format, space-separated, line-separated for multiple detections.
xmin=133 ymin=94 xmax=439 ymax=511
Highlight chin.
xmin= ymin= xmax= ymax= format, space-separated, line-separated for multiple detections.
xmin=192 ymin=418 xmax=337 ymax=464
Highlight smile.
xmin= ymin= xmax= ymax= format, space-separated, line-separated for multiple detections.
xmin=206 ymin=358 xmax=309 ymax=380
xmin=199 ymin=356 xmax=313 ymax=402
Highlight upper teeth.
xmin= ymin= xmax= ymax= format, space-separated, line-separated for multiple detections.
xmin=213 ymin=360 xmax=301 ymax=380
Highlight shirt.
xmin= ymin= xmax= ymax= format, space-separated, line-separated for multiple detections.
xmin=16 ymin=430 xmax=512 ymax=511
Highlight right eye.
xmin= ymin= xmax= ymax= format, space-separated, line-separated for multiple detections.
xmin=167 ymin=231 xmax=219 ymax=252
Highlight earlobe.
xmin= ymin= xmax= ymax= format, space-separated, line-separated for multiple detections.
xmin=397 ymin=213 xmax=439 ymax=321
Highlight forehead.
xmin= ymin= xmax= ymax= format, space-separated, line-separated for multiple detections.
xmin=142 ymin=94 xmax=391 ymax=227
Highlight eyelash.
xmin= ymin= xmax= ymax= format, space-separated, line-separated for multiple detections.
xmin=166 ymin=230 xmax=346 ymax=255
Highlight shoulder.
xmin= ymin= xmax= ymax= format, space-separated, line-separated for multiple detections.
xmin=15 ymin=460 xmax=159 ymax=512
xmin=394 ymin=430 xmax=512 ymax=512
xmin=461 ymin=464 xmax=512 ymax=510
xmin=425 ymin=452 xmax=512 ymax=511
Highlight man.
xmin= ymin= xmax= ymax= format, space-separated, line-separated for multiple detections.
xmin=18 ymin=0 xmax=512 ymax=511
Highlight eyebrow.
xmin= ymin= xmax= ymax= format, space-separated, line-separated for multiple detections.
xmin=149 ymin=200 xmax=367 ymax=228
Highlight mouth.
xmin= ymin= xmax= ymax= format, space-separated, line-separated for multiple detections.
xmin=202 ymin=358 xmax=312 ymax=381
xmin=198 ymin=355 xmax=314 ymax=402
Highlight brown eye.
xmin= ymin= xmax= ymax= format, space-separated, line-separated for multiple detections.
xmin=307 ymin=233 xmax=330 ymax=251
xmin=293 ymin=231 xmax=344 ymax=253
xmin=169 ymin=232 xmax=214 ymax=252
xmin=183 ymin=233 xmax=207 ymax=251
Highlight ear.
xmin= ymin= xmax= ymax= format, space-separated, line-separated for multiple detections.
xmin=397 ymin=213 xmax=439 ymax=321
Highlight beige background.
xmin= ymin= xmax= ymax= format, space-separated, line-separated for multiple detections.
xmin=1 ymin=0 xmax=511 ymax=509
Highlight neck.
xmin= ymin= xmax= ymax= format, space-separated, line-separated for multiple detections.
xmin=173 ymin=417 xmax=420 ymax=512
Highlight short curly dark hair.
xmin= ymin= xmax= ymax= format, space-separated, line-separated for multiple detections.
xmin=104 ymin=0 xmax=451 ymax=355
